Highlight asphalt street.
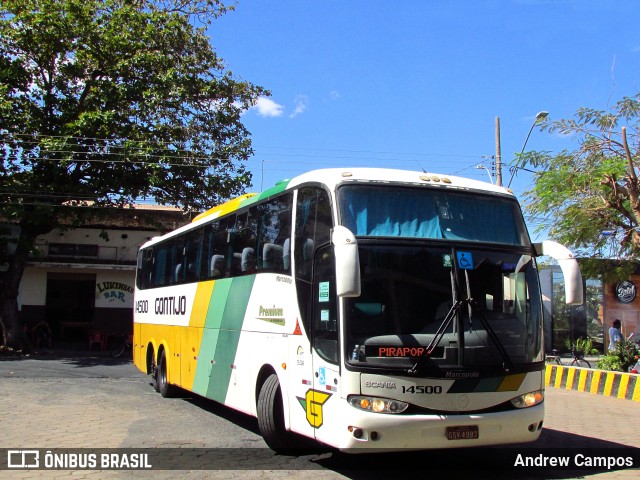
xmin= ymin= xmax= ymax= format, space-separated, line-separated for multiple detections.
xmin=1 ymin=351 xmax=639 ymax=479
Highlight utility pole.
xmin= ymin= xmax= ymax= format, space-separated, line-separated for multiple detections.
xmin=495 ymin=116 xmax=502 ymax=186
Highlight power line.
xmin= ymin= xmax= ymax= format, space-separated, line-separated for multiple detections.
xmin=253 ymin=144 xmax=483 ymax=160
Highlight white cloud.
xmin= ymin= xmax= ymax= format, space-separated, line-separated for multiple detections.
xmin=328 ymin=90 xmax=341 ymax=100
xmin=289 ymin=95 xmax=309 ymax=118
xmin=252 ymin=96 xmax=284 ymax=117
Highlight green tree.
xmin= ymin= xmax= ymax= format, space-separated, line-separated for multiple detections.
xmin=0 ymin=0 xmax=267 ymax=348
xmin=515 ymin=94 xmax=640 ymax=280
xmin=595 ymin=338 xmax=639 ymax=372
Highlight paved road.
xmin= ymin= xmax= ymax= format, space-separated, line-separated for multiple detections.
xmin=1 ymin=352 xmax=639 ymax=479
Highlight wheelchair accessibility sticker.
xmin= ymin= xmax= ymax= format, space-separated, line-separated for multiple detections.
xmin=318 ymin=367 xmax=326 ymax=385
xmin=456 ymin=251 xmax=474 ymax=270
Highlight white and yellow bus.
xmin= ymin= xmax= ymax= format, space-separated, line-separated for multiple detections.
xmin=133 ymin=167 xmax=582 ymax=453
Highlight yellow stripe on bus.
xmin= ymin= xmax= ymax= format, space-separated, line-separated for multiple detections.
xmin=191 ymin=194 xmax=257 ymax=223
xmin=180 ymin=280 xmax=216 ymax=391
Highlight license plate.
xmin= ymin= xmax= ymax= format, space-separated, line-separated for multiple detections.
xmin=446 ymin=425 xmax=479 ymax=440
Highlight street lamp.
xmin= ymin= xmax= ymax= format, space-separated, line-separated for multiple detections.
xmin=507 ymin=111 xmax=549 ymax=188
xmin=476 ymin=164 xmax=494 ymax=184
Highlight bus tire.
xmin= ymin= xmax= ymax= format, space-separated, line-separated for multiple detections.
xmin=157 ymin=350 xmax=177 ymax=398
xmin=257 ymin=373 xmax=294 ymax=453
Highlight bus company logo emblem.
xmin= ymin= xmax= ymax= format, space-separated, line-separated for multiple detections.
xmin=297 ymin=389 xmax=332 ymax=428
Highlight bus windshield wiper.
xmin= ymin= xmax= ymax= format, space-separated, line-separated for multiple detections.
xmin=409 ymin=250 xmax=514 ymax=375
xmin=409 ymin=252 xmax=461 ymax=375
xmin=409 ymin=300 xmax=462 ymax=374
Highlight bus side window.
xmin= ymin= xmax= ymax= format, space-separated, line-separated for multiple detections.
xmin=203 ymin=218 xmax=228 ymax=279
xmin=154 ymin=245 xmax=168 ymax=287
xmin=313 ymin=247 xmax=339 ymax=364
xmin=296 ymin=186 xmax=333 ymax=335
xmin=137 ymin=248 xmax=154 ymax=290
xmin=184 ymin=229 xmax=202 ymax=282
xmin=230 ymin=210 xmax=258 ymax=276
xmin=256 ymin=193 xmax=292 ymax=274
xmin=295 ymin=187 xmax=332 ymax=282
xmin=170 ymin=239 xmax=184 ymax=284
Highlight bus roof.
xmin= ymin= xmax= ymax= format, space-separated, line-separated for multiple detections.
xmin=284 ymin=167 xmax=513 ymax=195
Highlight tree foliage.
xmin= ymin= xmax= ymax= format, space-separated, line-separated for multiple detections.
xmin=516 ymin=94 xmax=640 ymax=279
xmin=0 ymin=0 xmax=267 ymax=346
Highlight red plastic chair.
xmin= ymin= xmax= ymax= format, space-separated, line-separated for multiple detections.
xmin=89 ymin=330 xmax=107 ymax=351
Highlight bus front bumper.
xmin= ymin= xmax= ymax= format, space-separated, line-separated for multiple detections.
xmin=334 ymin=403 xmax=544 ymax=452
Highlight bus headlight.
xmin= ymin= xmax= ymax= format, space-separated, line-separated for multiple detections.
xmin=510 ymin=390 xmax=544 ymax=409
xmin=348 ymin=395 xmax=409 ymax=414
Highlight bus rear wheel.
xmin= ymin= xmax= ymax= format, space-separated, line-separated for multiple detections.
xmin=257 ymin=373 xmax=296 ymax=453
xmin=157 ymin=350 xmax=177 ymax=398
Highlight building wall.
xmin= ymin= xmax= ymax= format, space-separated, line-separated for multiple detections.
xmin=33 ymin=227 xmax=156 ymax=263
xmin=2 ymin=205 xmax=192 ymax=347
xmin=604 ymin=275 xmax=640 ymax=344
xmin=11 ymin=224 xmax=178 ymax=343
xmin=18 ymin=266 xmax=137 ymax=339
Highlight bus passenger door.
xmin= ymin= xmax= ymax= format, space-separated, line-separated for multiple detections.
xmin=310 ymin=246 xmax=342 ymax=446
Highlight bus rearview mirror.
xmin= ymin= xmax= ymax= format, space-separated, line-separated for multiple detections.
xmin=332 ymin=226 xmax=361 ymax=298
xmin=533 ymin=240 xmax=583 ymax=305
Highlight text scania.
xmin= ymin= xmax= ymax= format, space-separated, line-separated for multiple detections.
xmin=154 ymin=296 xmax=187 ymax=315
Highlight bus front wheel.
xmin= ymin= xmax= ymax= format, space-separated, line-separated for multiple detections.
xmin=257 ymin=373 xmax=295 ymax=453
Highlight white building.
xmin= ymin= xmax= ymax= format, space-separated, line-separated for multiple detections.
xmin=1 ymin=206 xmax=192 ymax=349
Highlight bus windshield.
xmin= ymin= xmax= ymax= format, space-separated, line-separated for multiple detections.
xmin=338 ymin=184 xmax=529 ymax=245
xmin=345 ymin=244 xmax=544 ymax=372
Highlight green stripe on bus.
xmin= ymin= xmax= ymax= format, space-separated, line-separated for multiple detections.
xmin=241 ymin=179 xmax=291 ymax=208
xmin=192 ymin=327 xmax=221 ymax=396
xmin=195 ymin=275 xmax=256 ymax=402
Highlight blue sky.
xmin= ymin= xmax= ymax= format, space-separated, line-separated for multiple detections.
xmin=209 ymin=0 xmax=639 ymax=235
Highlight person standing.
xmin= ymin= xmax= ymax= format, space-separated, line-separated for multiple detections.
xmin=608 ymin=319 xmax=623 ymax=351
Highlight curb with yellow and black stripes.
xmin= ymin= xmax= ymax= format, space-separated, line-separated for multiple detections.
xmin=545 ymin=364 xmax=640 ymax=402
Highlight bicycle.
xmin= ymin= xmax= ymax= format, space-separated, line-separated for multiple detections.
xmin=544 ymin=348 xmax=591 ymax=368
xmin=110 ymin=333 xmax=133 ymax=359
xmin=545 ymin=349 xmax=562 ymax=365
